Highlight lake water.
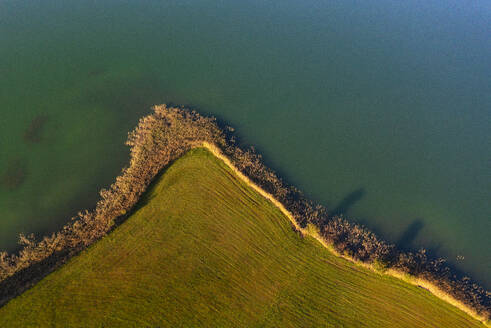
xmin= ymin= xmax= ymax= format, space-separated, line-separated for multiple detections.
xmin=0 ymin=0 xmax=490 ymax=288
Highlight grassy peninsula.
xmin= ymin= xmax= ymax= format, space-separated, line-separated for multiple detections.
xmin=0 ymin=148 xmax=484 ymax=327
xmin=0 ymin=105 xmax=489 ymax=326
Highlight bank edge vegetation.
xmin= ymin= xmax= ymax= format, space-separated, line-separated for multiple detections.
xmin=0 ymin=105 xmax=489 ymax=324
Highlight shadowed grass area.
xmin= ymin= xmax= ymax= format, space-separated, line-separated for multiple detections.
xmin=0 ymin=148 xmax=483 ymax=327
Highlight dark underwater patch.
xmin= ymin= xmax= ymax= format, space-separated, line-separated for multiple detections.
xmin=0 ymin=158 xmax=27 ymax=190
xmin=87 ymin=67 xmax=108 ymax=78
xmin=23 ymin=115 xmax=49 ymax=144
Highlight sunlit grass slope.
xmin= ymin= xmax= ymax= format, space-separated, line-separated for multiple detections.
xmin=0 ymin=148 xmax=483 ymax=327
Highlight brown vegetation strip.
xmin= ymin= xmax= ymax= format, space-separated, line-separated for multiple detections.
xmin=0 ymin=105 xmax=489 ymax=324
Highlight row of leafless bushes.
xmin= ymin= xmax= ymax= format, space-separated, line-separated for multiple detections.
xmin=0 ymin=105 xmax=489 ymax=320
xmin=221 ymin=124 xmax=490 ymax=321
xmin=223 ymin=137 xmax=490 ymax=320
xmin=0 ymin=105 xmax=226 ymax=304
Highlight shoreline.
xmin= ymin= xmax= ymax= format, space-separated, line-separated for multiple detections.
xmin=201 ymin=141 xmax=489 ymax=326
xmin=1 ymin=105 xmax=489 ymax=325
xmin=2 ymin=146 xmax=483 ymax=327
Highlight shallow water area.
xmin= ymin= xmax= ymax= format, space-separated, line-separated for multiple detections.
xmin=0 ymin=0 xmax=490 ymax=288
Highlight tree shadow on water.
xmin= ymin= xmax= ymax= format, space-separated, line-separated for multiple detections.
xmin=332 ymin=188 xmax=365 ymax=216
xmin=397 ymin=219 xmax=424 ymax=251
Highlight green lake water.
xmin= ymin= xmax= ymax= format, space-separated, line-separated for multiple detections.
xmin=0 ymin=0 xmax=490 ymax=288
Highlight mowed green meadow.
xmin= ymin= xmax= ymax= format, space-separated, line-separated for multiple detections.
xmin=0 ymin=148 xmax=483 ymax=327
